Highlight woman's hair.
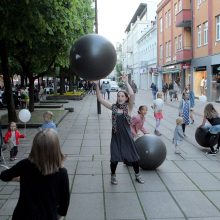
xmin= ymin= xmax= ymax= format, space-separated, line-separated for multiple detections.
xmin=138 ymin=105 xmax=148 ymax=114
xmin=116 ymin=90 xmax=129 ymax=103
xmin=8 ymin=121 xmax=17 ymax=130
xmin=43 ymin=111 xmax=53 ymax=119
xmin=156 ymin=92 xmax=163 ymax=98
xmin=176 ymin=117 xmax=183 ymax=125
xmin=28 ymin=129 xmax=64 ymax=175
xmin=204 ymin=103 xmax=219 ymax=119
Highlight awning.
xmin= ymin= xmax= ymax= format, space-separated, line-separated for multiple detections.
xmin=162 ymin=69 xmax=180 ymax=74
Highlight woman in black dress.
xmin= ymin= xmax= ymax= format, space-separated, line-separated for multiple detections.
xmin=0 ymin=129 xmax=70 ymax=220
xmin=95 ymin=75 xmax=144 ymax=185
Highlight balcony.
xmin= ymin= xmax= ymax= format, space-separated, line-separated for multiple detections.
xmin=176 ymin=9 xmax=192 ymax=27
xmin=176 ymin=47 xmax=192 ymax=61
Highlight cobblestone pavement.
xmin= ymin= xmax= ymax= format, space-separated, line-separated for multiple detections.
xmin=1 ymin=89 xmax=220 ymax=220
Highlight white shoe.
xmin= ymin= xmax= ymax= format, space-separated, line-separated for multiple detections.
xmin=111 ymin=174 xmax=118 ymax=185
xmin=135 ymin=174 xmax=144 ymax=184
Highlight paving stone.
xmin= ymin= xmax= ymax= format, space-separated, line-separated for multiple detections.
xmin=105 ymin=193 xmax=145 ymax=220
xmin=76 ymin=161 xmax=102 ymax=175
xmin=174 ymin=160 xmax=207 ymax=172
xmin=138 ymin=191 xmax=184 ymax=219
xmin=172 ymin=191 xmax=220 ymax=218
xmin=66 ymin=193 xmax=104 ymax=220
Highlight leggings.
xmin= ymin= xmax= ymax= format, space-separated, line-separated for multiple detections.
xmin=182 ymin=123 xmax=186 ymax=133
xmin=110 ymin=161 xmax=139 ymax=174
xmin=156 ymin=119 xmax=160 ymax=130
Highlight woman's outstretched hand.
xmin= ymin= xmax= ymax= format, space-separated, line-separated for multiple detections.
xmin=120 ymin=74 xmax=128 ymax=83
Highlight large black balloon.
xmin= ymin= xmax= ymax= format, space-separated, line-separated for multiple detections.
xmin=135 ymin=135 xmax=167 ymax=170
xmin=195 ymin=127 xmax=219 ymax=148
xmin=70 ymin=34 xmax=117 ymax=80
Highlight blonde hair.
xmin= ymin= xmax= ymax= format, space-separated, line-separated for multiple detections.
xmin=43 ymin=111 xmax=54 ymax=121
xmin=204 ymin=103 xmax=219 ymax=119
xmin=176 ymin=117 xmax=183 ymax=125
xmin=28 ymin=129 xmax=64 ymax=175
xmin=156 ymin=92 xmax=163 ymax=99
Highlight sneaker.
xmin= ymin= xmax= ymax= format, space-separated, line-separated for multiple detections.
xmin=111 ymin=174 xmax=118 ymax=185
xmin=154 ymin=130 xmax=162 ymax=136
xmin=206 ymin=150 xmax=217 ymax=155
xmin=216 ymin=148 xmax=219 ymax=153
xmin=135 ymin=174 xmax=144 ymax=184
xmin=175 ymin=149 xmax=181 ymax=154
xmin=10 ymin=157 xmax=15 ymax=161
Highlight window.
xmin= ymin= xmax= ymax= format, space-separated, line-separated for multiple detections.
xmin=165 ymin=12 xmax=168 ymax=28
xmin=160 ymin=18 xmax=163 ymax=32
xmin=174 ymin=3 xmax=178 ymax=15
xmin=178 ymin=0 xmax=182 ymax=12
xmin=169 ymin=41 xmax=171 ymax=57
xmin=203 ymin=21 xmax=208 ymax=45
xmin=168 ymin=10 xmax=171 ymax=27
xmin=166 ymin=42 xmax=168 ymax=57
xmin=197 ymin=25 xmax=202 ymax=47
xmin=178 ymin=35 xmax=182 ymax=50
xmin=217 ymin=15 xmax=220 ymax=41
xmin=160 ymin=45 xmax=163 ymax=59
xmin=175 ymin=37 xmax=178 ymax=51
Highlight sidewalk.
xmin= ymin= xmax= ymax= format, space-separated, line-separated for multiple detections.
xmin=1 ymin=90 xmax=220 ymax=220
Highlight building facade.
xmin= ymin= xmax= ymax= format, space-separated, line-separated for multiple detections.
xmin=157 ymin=0 xmax=220 ymax=101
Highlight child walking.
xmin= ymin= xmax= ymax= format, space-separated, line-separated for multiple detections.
xmin=173 ymin=117 xmax=184 ymax=154
xmin=4 ymin=122 xmax=25 ymax=161
xmin=178 ymin=92 xmax=191 ymax=136
xmin=0 ymin=129 xmax=70 ymax=219
xmin=152 ymin=92 xmax=164 ymax=136
xmin=41 ymin=111 xmax=57 ymax=132
xmin=95 ymin=74 xmax=144 ymax=185
xmin=199 ymin=103 xmax=220 ymax=155
xmin=130 ymin=105 xmax=149 ymax=139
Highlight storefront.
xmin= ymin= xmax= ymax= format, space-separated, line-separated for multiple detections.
xmin=211 ymin=64 xmax=220 ymax=102
xmin=162 ymin=65 xmax=181 ymax=86
xmin=193 ymin=66 xmax=207 ymax=97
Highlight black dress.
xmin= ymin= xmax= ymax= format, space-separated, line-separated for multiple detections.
xmin=0 ymin=159 xmax=70 ymax=220
xmin=110 ymin=113 xmax=140 ymax=162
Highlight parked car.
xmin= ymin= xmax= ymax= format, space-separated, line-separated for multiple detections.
xmin=110 ymin=81 xmax=119 ymax=92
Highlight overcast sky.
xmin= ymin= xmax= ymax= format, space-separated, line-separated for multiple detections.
xmin=97 ymin=0 xmax=161 ymax=46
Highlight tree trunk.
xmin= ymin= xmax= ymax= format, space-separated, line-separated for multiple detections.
xmin=28 ymin=74 xmax=35 ymax=112
xmin=60 ymin=71 xmax=65 ymax=95
xmin=0 ymin=40 xmax=17 ymax=122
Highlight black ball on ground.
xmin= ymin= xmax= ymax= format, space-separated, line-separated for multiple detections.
xmin=195 ymin=127 xmax=219 ymax=148
xmin=135 ymin=135 xmax=167 ymax=170
xmin=70 ymin=34 xmax=117 ymax=80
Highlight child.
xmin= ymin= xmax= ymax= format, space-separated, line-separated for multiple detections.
xmin=95 ymin=74 xmax=144 ymax=185
xmin=130 ymin=105 xmax=149 ymax=139
xmin=178 ymin=92 xmax=191 ymax=136
xmin=41 ymin=111 xmax=57 ymax=132
xmin=173 ymin=117 xmax=184 ymax=154
xmin=0 ymin=129 xmax=70 ymax=219
xmin=152 ymin=92 xmax=164 ymax=136
xmin=199 ymin=103 xmax=220 ymax=155
xmin=4 ymin=122 xmax=25 ymax=161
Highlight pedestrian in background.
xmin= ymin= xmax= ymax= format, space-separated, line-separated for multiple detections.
xmin=199 ymin=103 xmax=220 ymax=155
xmin=130 ymin=105 xmax=149 ymax=139
xmin=173 ymin=117 xmax=184 ymax=154
xmin=95 ymin=74 xmax=144 ymax=185
xmin=184 ymin=84 xmax=195 ymax=124
xmin=162 ymin=82 xmax=168 ymax=102
xmin=178 ymin=92 xmax=191 ymax=136
xmin=0 ymin=129 xmax=70 ymax=220
xmin=131 ymin=80 xmax=138 ymax=94
xmin=150 ymin=82 xmax=158 ymax=100
xmin=106 ymin=81 xmax=111 ymax=100
xmin=4 ymin=122 xmax=25 ymax=161
xmin=168 ymin=81 xmax=174 ymax=101
xmin=101 ymin=81 xmax=107 ymax=99
xmin=40 ymin=111 xmax=57 ymax=132
xmin=152 ymin=92 xmax=164 ymax=136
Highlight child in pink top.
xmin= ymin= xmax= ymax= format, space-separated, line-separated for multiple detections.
xmin=131 ymin=105 xmax=149 ymax=139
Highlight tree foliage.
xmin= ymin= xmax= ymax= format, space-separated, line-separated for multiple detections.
xmin=0 ymin=0 xmax=94 ymax=118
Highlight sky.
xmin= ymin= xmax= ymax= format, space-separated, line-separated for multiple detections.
xmin=97 ymin=0 xmax=161 ymax=46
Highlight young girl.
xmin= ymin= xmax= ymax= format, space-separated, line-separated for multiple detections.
xmin=173 ymin=117 xmax=184 ymax=154
xmin=184 ymin=84 xmax=195 ymax=124
xmin=130 ymin=105 xmax=149 ymax=139
xmin=152 ymin=92 xmax=164 ymax=136
xmin=178 ymin=92 xmax=191 ymax=136
xmin=0 ymin=129 xmax=70 ymax=219
xmin=41 ymin=111 xmax=57 ymax=132
xmin=4 ymin=122 xmax=25 ymax=161
xmin=199 ymin=103 xmax=220 ymax=155
xmin=95 ymin=74 xmax=144 ymax=185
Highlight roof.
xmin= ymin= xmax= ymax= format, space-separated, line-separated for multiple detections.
xmin=125 ymin=3 xmax=147 ymax=33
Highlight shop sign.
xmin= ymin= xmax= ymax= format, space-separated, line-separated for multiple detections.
xmin=182 ymin=63 xmax=190 ymax=69
xmin=195 ymin=66 xmax=206 ymax=71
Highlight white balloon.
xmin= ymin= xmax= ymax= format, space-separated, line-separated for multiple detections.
xmin=199 ymin=95 xmax=207 ymax=102
xmin=18 ymin=109 xmax=31 ymax=123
